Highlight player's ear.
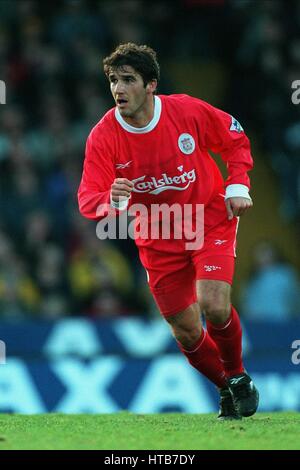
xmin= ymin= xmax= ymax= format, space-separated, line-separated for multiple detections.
xmin=146 ymin=79 xmax=157 ymax=94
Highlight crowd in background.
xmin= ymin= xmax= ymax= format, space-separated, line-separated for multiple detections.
xmin=0 ymin=0 xmax=299 ymax=320
xmin=227 ymin=0 xmax=300 ymax=222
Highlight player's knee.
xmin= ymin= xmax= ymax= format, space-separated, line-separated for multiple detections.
xmin=165 ymin=304 xmax=202 ymax=349
xmin=170 ymin=323 xmax=202 ymax=349
xmin=203 ymin=302 xmax=231 ymax=324
xmin=205 ymin=309 xmax=229 ymax=325
xmin=175 ymin=329 xmax=202 ymax=350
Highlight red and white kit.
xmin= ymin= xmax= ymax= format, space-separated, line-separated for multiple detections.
xmin=78 ymin=94 xmax=253 ymax=316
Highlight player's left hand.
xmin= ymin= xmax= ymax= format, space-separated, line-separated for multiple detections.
xmin=225 ymin=197 xmax=253 ymax=220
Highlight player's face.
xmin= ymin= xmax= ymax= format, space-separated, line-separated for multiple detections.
xmin=108 ymin=66 xmax=156 ymax=120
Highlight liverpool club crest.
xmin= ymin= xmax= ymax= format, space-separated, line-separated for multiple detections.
xmin=178 ymin=133 xmax=195 ymax=155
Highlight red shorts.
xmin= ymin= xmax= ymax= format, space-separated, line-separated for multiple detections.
xmin=138 ymin=193 xmax=239 ymax=317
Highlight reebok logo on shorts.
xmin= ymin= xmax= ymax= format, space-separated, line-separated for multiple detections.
xmin=204 ymin=265 xmax=222 ymax=272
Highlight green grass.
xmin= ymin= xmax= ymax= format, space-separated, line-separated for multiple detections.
xmin=0 ymin=412 xmax=299 ymax=450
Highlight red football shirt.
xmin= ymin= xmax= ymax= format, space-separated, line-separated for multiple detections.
xmin=78 ymin=94 xmax=253 ymax=247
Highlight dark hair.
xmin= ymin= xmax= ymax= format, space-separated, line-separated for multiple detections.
xmin=103 ymin=43 xmax=160 ymax=88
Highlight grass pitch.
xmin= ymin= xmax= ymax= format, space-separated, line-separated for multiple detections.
xmin=0 ymin=412 xmax=299 ymax=450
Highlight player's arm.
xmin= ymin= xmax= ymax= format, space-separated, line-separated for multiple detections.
xmin=78 ymin=130 xmax=132 ymax=219
xmin=199 ymin=100 xmax=254 ymax=219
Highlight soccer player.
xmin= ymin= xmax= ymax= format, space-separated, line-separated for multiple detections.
xmin=78 ymin=43 xmax=259 ymax=420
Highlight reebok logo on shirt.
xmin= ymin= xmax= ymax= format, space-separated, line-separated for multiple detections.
xmin=116 ymin=161 xmax=132 ymax=169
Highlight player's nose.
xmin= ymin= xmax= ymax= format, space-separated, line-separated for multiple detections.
xmin=114 ymin=81 xmax=126 ymax=94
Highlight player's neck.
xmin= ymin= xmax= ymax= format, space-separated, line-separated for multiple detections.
xmin=123 ymin=95 xmax=155 ymax=128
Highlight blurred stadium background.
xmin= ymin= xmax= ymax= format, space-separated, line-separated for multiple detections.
xmin=0 ymin=0 xmax=299 ymax=415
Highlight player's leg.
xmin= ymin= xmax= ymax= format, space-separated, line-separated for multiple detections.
xmin=139 ymin=244 xmax=236 ymax=418
xmin=164 ymin=302 xmax=240 ymax=420
xmin=140 ymin=248 xmax=228 ymax=388
xmin=164 ymin=302 xmax=227 ymax=389
xmin=192 ymin=190 xmax=258 ymax=417
xmin=197 ymin=278 xmax=243 ymax=377
xmin=196 ymin=277 xmax=259 ymax=417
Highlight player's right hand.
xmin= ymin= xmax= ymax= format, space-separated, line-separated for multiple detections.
xmin=111 ymin=178 xmax=134 ymax=202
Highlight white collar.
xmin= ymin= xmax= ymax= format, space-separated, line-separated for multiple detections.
xmin=115 ymin=95 xmax=161 ymax=133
